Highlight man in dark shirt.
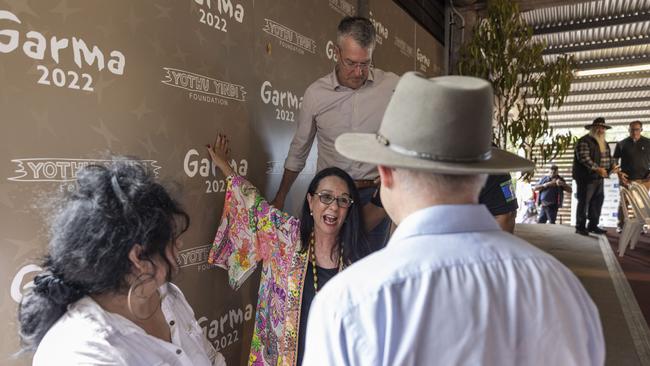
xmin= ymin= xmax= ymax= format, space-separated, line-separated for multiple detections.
xmin=479 ymin=173 xmax=518 ymax=233
xmin=614 ymin=120 xmax=650 ymax=230
xmin=534 ymin=165 xmax=571 ymax=224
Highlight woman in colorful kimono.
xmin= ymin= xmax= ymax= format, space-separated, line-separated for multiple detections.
xmin=207 ymin=134 xmax=375 ymax=366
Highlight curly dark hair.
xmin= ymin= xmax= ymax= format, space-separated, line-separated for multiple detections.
xmin=17 ymin=157 xmax=189 ymax=352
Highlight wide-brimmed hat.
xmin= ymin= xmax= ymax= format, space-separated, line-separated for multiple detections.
xmin=584 ymin=117 xmax=611 ymax=130
xmin=335 ymin=72 xmax=534 ymax=174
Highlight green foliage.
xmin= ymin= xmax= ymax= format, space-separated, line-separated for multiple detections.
xmin=457 ymin=0 xmax=577 ymax=180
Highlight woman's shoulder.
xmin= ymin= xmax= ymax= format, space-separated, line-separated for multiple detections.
xmin=34 ymin=298 xmax=125 ymax=365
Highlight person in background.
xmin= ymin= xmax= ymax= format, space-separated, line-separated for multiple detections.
xmin=303 ymin=72 xmax=604 ymax=366
xmin=572 ymin=117 xmax=618 ymax=236
xmin=479 ymin=173 xmax=518 ymax=233
xmin=271 ymin=16 xmax=398 ymax=250
xmin=534 ymin=164 xmax=571 ymax=224
xmin=614 ymin=120 xmax=650 ymax=232
xmin=17 ymin=158 xmax=225 ymax=366
xmin=207 ymin=134 xmax=376 ymax=365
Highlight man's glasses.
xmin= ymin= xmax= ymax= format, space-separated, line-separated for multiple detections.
xmin=630 ymin=128 xmax=643 ymax=132
xmin=340 ymin=58 xmax=372 ymax=71
xmin=315 ymin=192 xmax=354 ymax=208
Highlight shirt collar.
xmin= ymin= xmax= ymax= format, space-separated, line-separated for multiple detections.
xmin=388 ymin=204 xmax=501 ymax=246
xmin=330 ymin=67 xmax=375 ymax=91
xmin=69 ymin=283 xmax=171 ymax=337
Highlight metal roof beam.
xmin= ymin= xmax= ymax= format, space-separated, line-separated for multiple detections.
xmin=532 ymin=12 xmax=650 ymax=35
xmin=547 ymin=105 xmax=650 ymax=116
xmin=567 ymin=85 xmax=650 ymax=96
xmin=571 ymin=71 xmax=650 ymax=84
xmin=546 ymin=96 xmax=650 ymax=107
xmin=549 ymin=114 xmax=650 ymax=124
xmin=542 ymin=37 xmax=650 ymax=55
xmin=575 ymin=55 xmax=650 ymax=70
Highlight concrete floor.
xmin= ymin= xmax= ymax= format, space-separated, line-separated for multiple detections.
xmin=516 ymin=224 xmax=650 ymax=366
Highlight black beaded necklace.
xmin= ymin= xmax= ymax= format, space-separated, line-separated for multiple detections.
xmin=309 ymin=231 xmax=343 ymax=292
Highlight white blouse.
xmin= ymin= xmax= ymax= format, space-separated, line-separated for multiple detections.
xmin=33 ymin=283 xmax=226 ymax=366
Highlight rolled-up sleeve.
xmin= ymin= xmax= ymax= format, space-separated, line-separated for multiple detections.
xmin=285 ymin=88 xmax=317 ymax=172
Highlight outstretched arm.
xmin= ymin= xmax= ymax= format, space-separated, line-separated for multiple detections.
xmin=206 ymin=133 xmax=235 ymax=177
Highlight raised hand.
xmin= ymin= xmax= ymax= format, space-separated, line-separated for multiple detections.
xmin=207 ymin=133 xmax=235 ymax=177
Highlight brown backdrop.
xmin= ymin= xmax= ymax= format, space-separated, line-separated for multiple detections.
xmin=0 ymin=1 xmax=443 ymax=365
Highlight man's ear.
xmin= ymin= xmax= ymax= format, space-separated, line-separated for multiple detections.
xmin=378 ymin=165 xmax=394 ymax=188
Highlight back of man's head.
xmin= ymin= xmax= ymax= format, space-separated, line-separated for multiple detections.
xmin=337 ymin=16 xmax=376 ymax=50
xmin=386 ymin=168 xmax=486 ymax=218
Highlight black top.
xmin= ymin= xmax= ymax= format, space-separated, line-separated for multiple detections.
xmin=479 ymin=174 xmax=518 ymax=216
xmin=297 ymin=262 xmax=338 ymax=365
xmin=614 ymin=136 xmax=650 ymax=180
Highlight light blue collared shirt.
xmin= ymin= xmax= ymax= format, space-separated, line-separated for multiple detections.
xmin=303 ymin=204 xmax=605 ymax=366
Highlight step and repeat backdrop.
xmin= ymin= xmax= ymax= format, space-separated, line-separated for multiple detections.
xmin=0 ymin=0 xmax=443 ymax=364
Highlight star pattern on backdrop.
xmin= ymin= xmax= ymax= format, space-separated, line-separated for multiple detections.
xmin=32 ymin=110 xmax=57 ymax=139
xmin=138 ymin=133 xmax=158 ymax=156
xmin=7 ymin=1 xmax=39 ymax=18
xmin=51 ymin=0 xmax=83 ymax=23
xmin=131 ymin=100 xmax=153 ymax=121
xmin=6 ymin=236 xmax=42 ymax=262
xmin=0 ymin=184 xmax=16 ymax=210
xmin=173 ymin=44 xmax=189 ymax=66
xmin=154 ymin=4 xmax=173 ymax=19
xmin=156 ymin=114 xmax=170 ymax=139
xmin=93 ymin=74 xmax=116 ymax=104
xmin=194 ymin=28 xmax=208 ymax=47
xmin=91 ymin=118 xmax=120 ymax=149
xmin=151 ymin=36 xmax=165 ymax=57
xmin=126 ymin=6 xmax=144 ymax=34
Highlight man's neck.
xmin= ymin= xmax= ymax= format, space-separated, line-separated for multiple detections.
xmin=392 ymin=195 xmax=477 ymax=225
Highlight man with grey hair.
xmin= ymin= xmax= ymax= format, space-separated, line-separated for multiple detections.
xmin=302 ymin=73 xmax=604 ymax=365
xmin=271 ymin=16 xmax=398 ymax=249
xmin=572 ymin=117 xmax=617 ymax=236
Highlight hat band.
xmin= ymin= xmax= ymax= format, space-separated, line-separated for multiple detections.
xmin=376 ymin=134 xmax=492 ymax=163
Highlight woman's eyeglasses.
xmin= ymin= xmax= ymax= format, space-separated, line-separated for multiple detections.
xmin=315 ymin=192 xmax=354 ymax=208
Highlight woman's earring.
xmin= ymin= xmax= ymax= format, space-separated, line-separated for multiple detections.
xmin=127 ymin=273 xmax=162 ymax=321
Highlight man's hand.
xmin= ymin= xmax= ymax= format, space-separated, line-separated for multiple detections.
xmin=270 ymin=196 xmax=285 ymax=209
xmin=596 ymin=167 xmax=608 ymax=178
xmin=618 ymin=171 xmax=630 ymax=186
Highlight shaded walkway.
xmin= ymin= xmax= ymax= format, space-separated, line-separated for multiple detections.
xmin=516 ymin=224 xmax=650 ymax=366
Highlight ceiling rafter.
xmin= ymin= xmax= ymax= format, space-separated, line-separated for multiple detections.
xmin=532 ymin=11 xmax=650 ymax=35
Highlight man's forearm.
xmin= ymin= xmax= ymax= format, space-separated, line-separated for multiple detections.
xmin=271 ymin=169 xmax=300 ymax=208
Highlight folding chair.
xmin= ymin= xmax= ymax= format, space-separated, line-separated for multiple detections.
xmin=618 ymin=187 xmax=650 ymax=257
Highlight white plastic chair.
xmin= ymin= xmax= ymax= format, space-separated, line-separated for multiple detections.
xmin=618 ymin=187 xmax=650 ymax=256
xmin=629 ymin=182 xmax=650 ymax=216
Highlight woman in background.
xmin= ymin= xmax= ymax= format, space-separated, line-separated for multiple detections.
xmin=207 ymin=133 xmax=375 ymax=365
xmin=18 ymin=158 xmax=225 ymax=366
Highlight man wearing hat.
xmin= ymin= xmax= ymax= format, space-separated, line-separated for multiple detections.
xmin=572 ymin=117 xmax=617 ymax=236
xmin=302 ymin=73 xmax=604 ymax=365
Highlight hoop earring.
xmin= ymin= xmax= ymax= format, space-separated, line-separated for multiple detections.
xmin=127 ymin=273 xmax=163 ymax=321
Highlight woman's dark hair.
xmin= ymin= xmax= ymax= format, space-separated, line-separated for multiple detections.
xmin=299 ymin=167 xmax=370 ymax=264
xmin=17 ymin=157 xmax=189 ymax=352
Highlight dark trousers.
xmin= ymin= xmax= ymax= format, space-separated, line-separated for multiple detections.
xmin=538 ymin=204 xmax=559 ymax=224
xmin=575 ymin=178 xmax=604 ymax=230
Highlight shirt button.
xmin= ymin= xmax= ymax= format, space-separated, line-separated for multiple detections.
xmin=176 ymin=349 xmax=182 ymax=355
xmin=169 ymin=320 xmax=175 ymax=326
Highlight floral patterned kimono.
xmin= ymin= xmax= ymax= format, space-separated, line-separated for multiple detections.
xmin=208 ymin=175 xmax=308 ymax=366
